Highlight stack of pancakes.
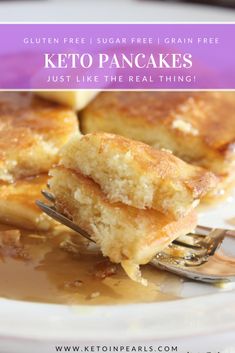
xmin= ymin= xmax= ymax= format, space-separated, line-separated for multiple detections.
xmin=0 ymin=92 xmax=79 ymax=230
xmin=1 ymin=90 xmax=234 ymax=284
xmin=49 ymin=133 xmax=217 ymax=284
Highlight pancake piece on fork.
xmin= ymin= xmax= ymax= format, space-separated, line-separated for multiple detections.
xmin=59 ymin=133 xmax=217 ymax=220
xmin=49 ymin=167 xmax=197 ymax=285
xmin=48 ymin=133 xmax=217 ymax=284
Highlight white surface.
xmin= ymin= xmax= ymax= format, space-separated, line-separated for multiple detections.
xmin=0 ymin=291 xmax=235 ymax=353
xmin=0 ymin=191 xmax=234 ymax=352
xmin=0 ymin=293 xmax=235 ymax=352
xmin=0 ymin=0 xmax=234 ymax=22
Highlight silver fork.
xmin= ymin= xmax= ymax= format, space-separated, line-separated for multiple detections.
xmin=36 ymin=190 xmax=235 ymax=284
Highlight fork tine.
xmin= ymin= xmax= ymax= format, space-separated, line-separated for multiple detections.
xmin=205 ymin=229 xmax=226 ymax=256
xmin=154 ymin=228 xmax=227 ymax=269
xmin=196 ymin=225 xmax=212 ymax=232
xmin=162 ymin=243 xmax=209 ymax=261
xmin=195 ymin=225 xmax=212 ymax=236
xmin=36 ymin=200 xmax=95 ymax=243
xmin=151 ymin=224 xmax=231 ymax=283
xmin=174 ymin=228 xmax=226 ymax=254
xmin=173 ymin=231 xmax=209 ymax=249
xmin=173 ymin=239 xmax=202 ymax=249
xmin=41 ymin=190 xmax=55 ymax=202
xmin=172 ymin=226 xmax=212 ymax=249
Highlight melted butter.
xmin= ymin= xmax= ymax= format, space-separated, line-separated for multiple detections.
xmin=0 ymin=224 xmax=181 ymax=305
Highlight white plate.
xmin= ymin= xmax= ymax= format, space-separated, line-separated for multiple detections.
xmin=0 ymin=0 xmax=234 ymax=22
xmin=0 ymin=193 xmax=234 ymax=353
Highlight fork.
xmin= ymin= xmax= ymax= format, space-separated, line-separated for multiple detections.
xmin=36 ymin=190 xmax=235 ymax=284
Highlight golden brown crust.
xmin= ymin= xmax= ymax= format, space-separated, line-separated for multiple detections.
xmin=83 ymin=132 xmax=214 ymax=186
xmin=0 ymin=92 xmax=79 ymax=181
xmin=81 ymin=92 xmax=235 ymax=175
xmin=82 ymin=91 xmax=235 ymax=151
xmin=60 ymin=133 xmax=218 ymax=218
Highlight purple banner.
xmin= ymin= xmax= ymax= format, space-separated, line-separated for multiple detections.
xmin=0 ymin=24 xmax=234 ymax=89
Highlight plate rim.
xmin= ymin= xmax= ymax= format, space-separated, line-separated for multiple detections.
xmin=0 ymin=289 xmax=234 ymax=342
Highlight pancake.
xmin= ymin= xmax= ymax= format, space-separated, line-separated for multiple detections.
xmin=60 ymin=133 xmax=217 ymax=219
xmin=0 ymin=92 xmax=79 ymax=182
xmin=81 ymin=91 xmax=235 ymax=178
xmin=0 ymin=175 xmax=55 ymax=231
xmin=49 ymin=166 xmax=197 ymax=285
